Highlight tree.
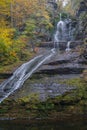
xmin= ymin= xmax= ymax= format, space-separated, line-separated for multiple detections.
xmin=0 ymin=0 xmax=54 ymax=64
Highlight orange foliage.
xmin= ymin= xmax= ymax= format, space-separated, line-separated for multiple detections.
xmin=34 ymin=47 xmax=39 ymax=53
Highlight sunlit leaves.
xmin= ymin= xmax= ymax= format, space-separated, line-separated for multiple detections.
xmin=0 ymin=0 xmax=53 ymax=64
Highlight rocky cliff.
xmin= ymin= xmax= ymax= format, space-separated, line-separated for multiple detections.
xmin=76 ymin=0 xmax=87 ymax=39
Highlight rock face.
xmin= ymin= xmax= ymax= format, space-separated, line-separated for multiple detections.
xmin=0 ymin=73 xmax=12 ymax=79
xmin=47 ymin=0 xmax=58 ymax=10
xmin=39 ymin=41 xmax=83 ymax=50
xmin=83 ymin=70 xmax=87 ymax=81
xmin=37 ymin=50 xmax=87 ymax=75
xmin=76 ymin=0 xmax=87 ymax=17
xmin=76 ymin=0 xmax=87 ymax=40
xmin=7 ymin=48 xmax=87 ymax=101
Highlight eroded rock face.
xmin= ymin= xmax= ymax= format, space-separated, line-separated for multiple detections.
xmin=47 ymin=0 xmax=58 ymax=10
xmin=82 ymin=48 xmax=87 ymax=60
xmin=39 ymin=41 xmax=83 ymax=50
xmin=0 ymin=73 xmax=12 ymax=79
xmin=75 ymin=0 xmax=87 ymax=40
xmin=78 ymin=43 xmax=87 ymax=64
xmin=76 ymin=0 xmax=87 ymax=17
xmin=37 ymin=50 xmax=87 ymax=75
xmin=82 ymin=70 xmax=87 ymax=81
xmin=7 ymin=48 xmax=86 ymax=101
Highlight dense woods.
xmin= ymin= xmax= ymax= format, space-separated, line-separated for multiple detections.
xmin=0 ymin=0 xmax=55 ymax=65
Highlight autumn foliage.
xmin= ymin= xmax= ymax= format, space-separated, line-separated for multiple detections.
xmin=0 ymin=0 xmax=53 ymax=64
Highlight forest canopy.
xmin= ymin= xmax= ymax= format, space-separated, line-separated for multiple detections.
xmin=0 ymin=0 xmax=53 ymax=64
xmin=0 ymin=0 xmax=86 ymax=65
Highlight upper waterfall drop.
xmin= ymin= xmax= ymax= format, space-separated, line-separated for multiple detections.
xmin=54 ymin=20 xmax=65 ymax=46
xmin=54 ymin=14 xmax=66 ymax=47
xmin=54 ymin=13 xmax=75 ymax=49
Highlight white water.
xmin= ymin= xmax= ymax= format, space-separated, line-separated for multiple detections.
xmin=66 ymin=41 xmax=71 ymax=52
xmin=0 ymin=49 xmax=56 ymax=103
xmin=54 ymin=21 xmax=66 ymax=43
xmin=54 ymin=14 xmax=67 ymax=48
xmin=54 ymin=14 xmax=74 ymax=49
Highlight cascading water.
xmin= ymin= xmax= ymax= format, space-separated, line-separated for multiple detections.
xmin=65 ymin=41 xmax=71 ymax=51
xmin=0 ymin=13 xmax=75 ymax=103
xmin=54 ymin=13 xmax=66 ymax=47
xmin=54 ymin=14 xmax=66 ymax=47
xmin=54 ymin=13 xmax=75 ymax=49
xmin=0 ymin=49 xmax=56 ymax=103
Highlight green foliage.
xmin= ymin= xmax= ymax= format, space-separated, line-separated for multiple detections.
xmin=17 ymin=93 xmax=39 ymax=104
xmin=60 ymin=78 xmax=87 ymax=102
xmin=0 ymin=0 xmax=55 ymax=65
xmin=37 ymin=102 xmax=54 ymax=110
xmin=0 ymin=28 xmax=17 ymax=64
xmin=62 ymin=13 xmax=68 ymax=19
xmin=24 ymin=19 xmax=36 ymax=38
xmin=0 ymin=107 xmax=8 ymax=114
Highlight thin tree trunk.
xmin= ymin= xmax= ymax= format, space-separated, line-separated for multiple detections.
xmin=11 ymin=2 xmax=14 ymax=27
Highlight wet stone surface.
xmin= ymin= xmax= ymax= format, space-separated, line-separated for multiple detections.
xmin=9 ymin=49 xmax=86 ymax=101
xmin=29 ymin=83 xmax=75 ymax=101
xmin=0 ymin=48 xmax=86 ymax=104
xmin=9 ymin=72 xmax=77 ymax=101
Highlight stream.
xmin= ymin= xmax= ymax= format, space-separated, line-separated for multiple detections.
xmin=0 ymin=49 xmax=56 ymax=103
xmin=0 ymin=119 xmax=87 ymax=130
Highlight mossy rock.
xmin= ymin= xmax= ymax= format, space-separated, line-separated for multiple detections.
xmin=82 ymin=70 xmax=87 ymax=82
xmin=16 ymin=93 xmax=40 ymax=108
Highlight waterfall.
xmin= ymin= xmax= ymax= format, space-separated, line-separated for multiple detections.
xmin=0 ymin=49 xmax=56 ymax=103
xmin=54 ymin=14 xmax=74 ymax=49
xmin=65 ymin=41 xmax=71 ymax=52
xmin=0 ymin=13 xmax=75 ymax=103
xmin=54 ymin=14 xmax=66 ymax=48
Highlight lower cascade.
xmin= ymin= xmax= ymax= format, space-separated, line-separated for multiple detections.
xmin=0 ymin=49 xmax=56 ymax=103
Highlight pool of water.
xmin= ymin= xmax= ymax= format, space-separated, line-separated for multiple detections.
xmin=0 ymin=119 xmax=87 ymax=130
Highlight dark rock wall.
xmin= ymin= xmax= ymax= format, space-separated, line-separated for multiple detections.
xmin=76 ymin=0 xmax=87 ymax=17
xmin=76 ymin=0 xmax=87 ymax=40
